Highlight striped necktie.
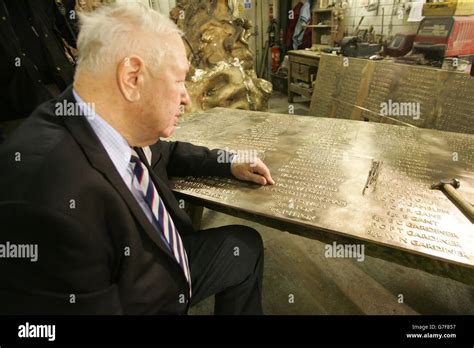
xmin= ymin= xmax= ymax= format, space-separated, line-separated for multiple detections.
xmin=130 ymin=148 xmax=192 ymax=296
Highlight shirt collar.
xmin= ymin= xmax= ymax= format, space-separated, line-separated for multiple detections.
xmin=72 ymin=89 xmax=132 ymax=180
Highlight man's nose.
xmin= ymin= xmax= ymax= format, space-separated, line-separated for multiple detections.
xmin=181 ymin=87 xmax=191 ymax=106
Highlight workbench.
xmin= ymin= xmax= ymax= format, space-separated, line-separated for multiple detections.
xmin=287 ymin=50 xmax=322 ymax=103
xmin=170 ymin=108 xmax=474 ymax=285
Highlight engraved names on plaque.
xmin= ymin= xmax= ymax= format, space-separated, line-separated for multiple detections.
xmin=387 ymin=66 xmax=438 ymax=128
xmin=361 ymin=62 xmax=399 ymax=123
xmin=309 ymin=56 xmax=341 ymax=118
xmin=264 ymin=121 xmax=351 ymax=222
xmin=366 ymin=126 xmax=471 ymax=264
xmin=436 ymin=73 xmax=474 ymax=134
xmin=333 ymin=58 xmax=368 ymax=120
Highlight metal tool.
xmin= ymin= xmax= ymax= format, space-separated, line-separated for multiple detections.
xmin=381 ymin=7 xmax=384 ymax=43
xmin=362 ymin=160 xmax=383 ymax=195
xmin=431 ymin=179 xmax=474 ymax=223
xmin=355 ymin=16 xmax=365 ymax=35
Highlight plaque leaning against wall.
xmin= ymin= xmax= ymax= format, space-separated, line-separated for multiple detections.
xmin=309 ymin=54 xmax=474 ymax=135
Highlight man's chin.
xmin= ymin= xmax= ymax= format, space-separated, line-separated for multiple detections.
xmin=159 ymin=126 xmax=176 ymax=139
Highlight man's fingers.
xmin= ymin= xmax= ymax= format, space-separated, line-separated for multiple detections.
xmin=246 ymin=172 xmax=267 ymax=185
xmin=252 ymin=161 xmax=275 ymax=185
xmin=231 ymin=159 xmax=275 ymax=186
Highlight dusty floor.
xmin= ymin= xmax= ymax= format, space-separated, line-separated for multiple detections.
xmin=189 ymin=92 xmax=474 ymax=315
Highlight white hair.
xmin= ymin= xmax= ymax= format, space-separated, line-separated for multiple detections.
xmin=76 ymin=2 xmax=182 ymax=74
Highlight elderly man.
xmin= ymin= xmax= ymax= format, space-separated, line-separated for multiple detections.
xmin=0 ymin=3 xmax=274 ymax=315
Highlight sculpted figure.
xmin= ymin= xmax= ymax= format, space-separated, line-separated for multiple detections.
xmin=171 ymin=0 xmax=272 ymax=113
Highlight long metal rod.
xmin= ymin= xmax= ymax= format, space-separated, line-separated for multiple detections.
xmin=443 ymin=185 xmax=474 ymax=223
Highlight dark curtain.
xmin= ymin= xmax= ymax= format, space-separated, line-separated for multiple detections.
xmin=279 ymin=0 xmax=292 ymax=58
xmin=0 ymin=0 xmax=76 ymax=122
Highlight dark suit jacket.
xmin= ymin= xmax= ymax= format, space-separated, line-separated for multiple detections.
xmin=0 ymin=87 xmax=232 ymax=314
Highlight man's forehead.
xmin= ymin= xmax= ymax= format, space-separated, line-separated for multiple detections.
xmin=165 ymin=51 xmax=188 ymax=72
xmin=161 ymin=37 xmax=186 ymax=59
xmin=168 ymin=50 xmax=189 ymax=71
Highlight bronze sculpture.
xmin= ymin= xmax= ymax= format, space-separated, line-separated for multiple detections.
xmin=171 ymin=0 xmax=272 ymax=113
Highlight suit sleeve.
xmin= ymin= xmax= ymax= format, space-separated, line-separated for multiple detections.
xmin=151 ymin=140 xmax=235 ymax=178
xmin=0 ymin=202 xmax=123 ymax=315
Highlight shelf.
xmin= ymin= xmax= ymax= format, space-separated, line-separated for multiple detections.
xmin=313 ymin=8 xmax=334 ymax=13
xmin=289 ymin=83 xmax=313 ymax=98
xmin=308 ymin=25 xmax=332 ymax=28
xmin=312 ymin=6 xmax=337 ymax=47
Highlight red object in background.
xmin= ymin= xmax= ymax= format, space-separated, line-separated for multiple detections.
xmin=285 ymin=2 xmax=303 ymax=48
xmin=301 ymin=26 xmax=312 ymax=49
xmin=414 ymin=16 xmax=474 ymax=60
xmin=271 ymin=46 xmax=281 ymax=72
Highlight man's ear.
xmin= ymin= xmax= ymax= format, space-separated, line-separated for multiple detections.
xmin=117 ymin=56 xmax=145 ymax=102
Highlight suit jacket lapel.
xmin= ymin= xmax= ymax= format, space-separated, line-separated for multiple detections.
xmin=58 ymin=87 xmax=176 ymax=261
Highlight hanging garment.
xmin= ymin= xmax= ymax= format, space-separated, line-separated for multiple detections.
xmin=292 ymin=0 xmax=312 ymax=50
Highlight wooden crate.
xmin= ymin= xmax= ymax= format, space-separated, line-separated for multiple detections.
xmin=423 ymin=0 xmax=474 ymax=16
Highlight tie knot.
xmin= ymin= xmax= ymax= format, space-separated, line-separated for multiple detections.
xmin=130 ymin=148 xmax=141 ymax=164
xmin=129 ymin=149 xmax=143 ymax=176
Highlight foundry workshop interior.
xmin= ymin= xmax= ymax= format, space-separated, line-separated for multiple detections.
xmin=0 ymin=0 xmax=473 ymax=316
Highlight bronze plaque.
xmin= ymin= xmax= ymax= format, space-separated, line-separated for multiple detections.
xmin=309 ymin=54 xmax=474 ymax=134
xmin=309 ymin=55 xmax=341 ymax=118
xmin=436 ymin=72 xmax=474 ymax=134
xmin=170 ymin=108 xmax=474 ymax=284
xmin=334 ymin=58 xmax=367 ymax=120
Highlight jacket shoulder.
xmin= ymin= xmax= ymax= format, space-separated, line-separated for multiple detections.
xmin=0 ymin=99 xmax=96 ymax=201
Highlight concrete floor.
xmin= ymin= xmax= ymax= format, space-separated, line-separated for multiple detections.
xmin=268 ymin=91 xmax=311 ymax=116
xmin=189 ymin=92 xmax=474 ymax=315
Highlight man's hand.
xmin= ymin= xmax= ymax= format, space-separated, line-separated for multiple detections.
xmin=231 ymin=158 xmax=275 ymax=186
